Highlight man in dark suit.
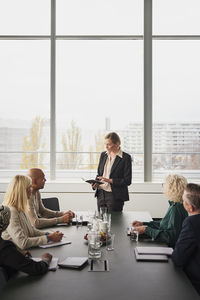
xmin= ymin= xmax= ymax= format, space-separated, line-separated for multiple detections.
xmin=172 ymin=183 xmax=200 ymax=295
xmin=92 ymin=132 xmax=132 ymax=212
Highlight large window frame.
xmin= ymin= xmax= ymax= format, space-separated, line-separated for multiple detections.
xmin=1 ymin=0 xmax=199 ymax=181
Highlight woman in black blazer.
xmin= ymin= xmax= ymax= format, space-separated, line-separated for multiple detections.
xmin=92 ymin=132 xmax=132 ymax=212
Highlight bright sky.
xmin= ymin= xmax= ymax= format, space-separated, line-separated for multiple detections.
xmin=0 ymin=0 xmax=200 ymax=129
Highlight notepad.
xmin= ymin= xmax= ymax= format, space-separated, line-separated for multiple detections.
xmin=134 ymin=248 xmax=168 ymax=262
xmin=32 ymin=258 xmax=58 ymax=271
xmin=58 ymin=257 xmax=88 ymax=269
xmin=39 ymin=240 xmax=71 ymax=249
xmin=136 ymin=246 xmax=173 ymax=256
xmin=81 ymin=177 xmax=103 ymax=185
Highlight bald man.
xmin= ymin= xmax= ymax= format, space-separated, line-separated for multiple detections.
xmin=27 ymin=168 xmax=74 ymax=229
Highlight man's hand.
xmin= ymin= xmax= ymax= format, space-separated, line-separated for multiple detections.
xmin=63 ymin=210 xmax=75 ymax=218
xmin=62 ymin=213 xmax=72 ymax=224
xmin=42 ymin=253 xmax=52 ymax=264
xmin=48 ymin=231 xmax=63 ymax=242
xmin=132 ymin=220 xmax=143 ymax=227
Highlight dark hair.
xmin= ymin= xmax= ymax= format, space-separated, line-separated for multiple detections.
xmin=185 ymin=183 xmax=200 ymax=210
xmin=105 ymin=132 xmax=121 ymax=145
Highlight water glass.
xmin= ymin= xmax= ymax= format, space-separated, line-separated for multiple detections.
xmin=76 ymin=214 xmax=83 ymax=227
xmin=130 ymin=227 xmax=139 ymax=242
xmin=106 ymin=232 xmax=115 ymax=251
xmin=88 ymin=232 xmax=102 ymax=259
xmin=99 ymin=207 xmax=108 ymax=219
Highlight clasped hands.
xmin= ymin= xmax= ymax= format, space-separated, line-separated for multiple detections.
xmin=131 ymin=220 xmax=147 ymax=235
xmin=61 ymin=210 xmax=75 ymax=223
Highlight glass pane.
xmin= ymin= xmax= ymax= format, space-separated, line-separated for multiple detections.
xmin=56 ymin=40 xmax=143 ymax=181
xmin=57 ymin=0 xmax=143 ymax=35
xmin=153 ymin=41 xmax=200 ymax=181
xmin=0 ymin=41 xmax=50 ymax=180
xmin=153 ymin=0 xmax=200 ymax=35
xmin=0 ymin=0 xmax=50 ymax=35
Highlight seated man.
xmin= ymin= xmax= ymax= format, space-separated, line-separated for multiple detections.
xmin=0 ymin=205 xmax=52 ymax=279
xmin=172 ymin=183 xmax=200 ymax=296
xmin=27 ymin=168 xmax=75 ymax=229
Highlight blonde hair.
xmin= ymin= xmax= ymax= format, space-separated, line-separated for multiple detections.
xmin=164 ymin=174 xmax=187 ymax=203
xmin=105 ymin=132 xmax=121 ymax=146
xmin=3 ymin=175 xmax=32 ymax=212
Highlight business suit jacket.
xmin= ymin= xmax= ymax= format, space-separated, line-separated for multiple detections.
xmin=172 ymin=214 xmax=200 ymax=295
xmin=2 ymin=207 xmax=48 ymax=250
xmin=95 ymin=151 xmax=132 ymax=202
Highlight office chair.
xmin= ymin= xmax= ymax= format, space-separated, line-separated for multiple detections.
xmin=41 ymin=197 xmax=60 ymax=211
xmin=0 ymin=267 xmax=8 ymax=291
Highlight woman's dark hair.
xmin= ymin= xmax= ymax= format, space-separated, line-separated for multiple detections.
xmin=105 ymin=132 xmax=121 ymax=145
xmin=185 ymin=183 xmax=200 ymax=210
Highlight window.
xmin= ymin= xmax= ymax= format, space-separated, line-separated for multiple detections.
xmin=1 ymin=1 xmax=200 ymax=182
xmin=152 ymin=0 xmax=200 ymax=181
xmin=0 ymin=41 xmax=50 ymax=177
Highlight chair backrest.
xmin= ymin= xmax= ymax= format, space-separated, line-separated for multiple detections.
xmin=0 ymin=266 xmax=8 ymax=291
xmin=41 ymin=197 xmax=60 ymax=211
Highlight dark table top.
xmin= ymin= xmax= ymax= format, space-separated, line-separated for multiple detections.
xmin=1 ymin=212 xmax=199 ymax=300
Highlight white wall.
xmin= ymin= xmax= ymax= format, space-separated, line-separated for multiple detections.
xmin=0 ymin=182 xmax=168 ymax=218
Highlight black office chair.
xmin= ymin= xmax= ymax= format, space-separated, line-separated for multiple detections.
xmin=41 ymin=197 xmax=60 ymax=212
xmin=0 ymin=267 xmax=8 ymax=291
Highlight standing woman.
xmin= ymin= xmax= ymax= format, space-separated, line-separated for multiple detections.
xmin=92 ymin=132 xmax=132 ymax=212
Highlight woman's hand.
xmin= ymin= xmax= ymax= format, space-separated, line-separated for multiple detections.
xmin=91 ymin=183 xmax=99 ymax=190
xmin=48 ymin=231 xmax=63 ymax=242
xmin=134 ymin=226 xmax=146 ymax=235
xmin=97 ymin=177 xmax=113 ymax=184
xmin=132 ymin=220 xmax=143 ymax=227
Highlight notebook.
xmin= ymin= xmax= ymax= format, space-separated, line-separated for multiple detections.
xmin=81 ymin=177 xmax=104 ymax=185
xmin=39 ymin=240 xmax=71 ymax=249
xmin=32 ymin=258 xmax=58 ymax=271
xmin=134 ymin=248 xmax=168 ymax=262
xmin=136 ymin=246 xmax=173 ymax=256
xmin=58 ymin=257 xmax=88 ymax=269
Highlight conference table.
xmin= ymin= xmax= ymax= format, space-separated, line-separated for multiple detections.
xmin=1 ymin=212 xmax=199 ymax=300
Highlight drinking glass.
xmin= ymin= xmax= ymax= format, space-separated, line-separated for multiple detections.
xmin=76 ymin=214 xmax=83 ymax=227
xmin=130 ymin=227 xmax=139 ymax=242
xmin=106 ymin=232 xmax=115 ymax=251
xmin=88 ymin=232 xmax=102 ymax=259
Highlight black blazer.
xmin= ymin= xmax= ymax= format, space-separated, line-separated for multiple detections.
xmin=172 ymin=214 xmax=200 ymax=294
xmin=95 ymin=151 xmax=132 ymax=202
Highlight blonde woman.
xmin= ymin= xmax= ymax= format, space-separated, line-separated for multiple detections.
xmin=92 ymin=132 xmax=132 ymax=212
xmin=132 ymin=174 xmax=188 ymax=247
xmin=2 ymin=175 xmax=63 ymax=250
